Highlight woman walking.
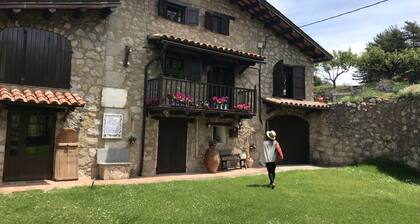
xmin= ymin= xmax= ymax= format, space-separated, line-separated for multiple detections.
xmin=262 ymin=130 xmax=284 ymax=189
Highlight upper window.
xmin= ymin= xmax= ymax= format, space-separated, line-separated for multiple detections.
xmin=205 ymin=12 xmax=232 ymax=35
xmin=163 ymin=53 xmax=202 ymax=81
xmin=273 ymin=61 xmax=306 ymax=100
xmin=0 ymin=27 xmax=72 ymax=89
xmin=158 ymin=0 xmax=199 ymax=26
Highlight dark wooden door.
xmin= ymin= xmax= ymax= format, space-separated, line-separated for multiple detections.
xmin=268 ymin=115 xmax=309 ymax=165
xmin=207 ymin=65 xmax=235 ymax=108
xmin=3 ymin=109 xmax=56 ymax=181
xmin=157 ymin=118 xmax=188 ymax=174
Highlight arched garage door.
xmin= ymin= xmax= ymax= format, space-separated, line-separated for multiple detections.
xmin=268 ymin=115 xmax=309 ymax=165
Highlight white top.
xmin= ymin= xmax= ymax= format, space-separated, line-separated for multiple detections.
xmin=261 ymin=140 xmax=278 ymax=163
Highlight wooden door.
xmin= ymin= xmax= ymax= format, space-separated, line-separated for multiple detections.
xmin=268 ymin=115 xmax=309 ymax=165
xmin=3 ymin=109 xmax=56 ymax=181
xmin=207 ymin=64 xmax=235 ymax=108
xmin=157 ymin=118 xmax=188 ymax=174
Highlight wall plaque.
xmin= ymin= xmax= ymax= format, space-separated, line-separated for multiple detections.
xmin=102 ymin=113 xmax=123 ymax=139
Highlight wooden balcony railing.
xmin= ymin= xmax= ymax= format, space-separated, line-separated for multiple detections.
xmin=146 ymin=77 xmax=257 ymax=115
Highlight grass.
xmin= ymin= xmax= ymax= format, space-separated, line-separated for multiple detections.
xmin=0 ymin=162 xmax=419 ymax=224
xmin=337 ymin=82 xmax=418 ymax=103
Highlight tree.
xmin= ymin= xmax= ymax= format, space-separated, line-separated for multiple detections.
xmin=368 ymin=25 xmax=409 ymax=52
xmin=316 ymin=49 xmax=357 ymax=89
xmin=403 ymin=21 xmax=420 ymax=48
xmin=354 ymin=21 xmax=420 ymax=83
xmin=313 ymin=75 xmax=323 ymax=86
xmin=354 ymin=47 xmax=420 ymax=83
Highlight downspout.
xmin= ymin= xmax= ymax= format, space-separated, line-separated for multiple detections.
xmin=139 ymin=44 xmax=167 ymax=176
xmin=258 ymin=48 xmax=263 ymax=125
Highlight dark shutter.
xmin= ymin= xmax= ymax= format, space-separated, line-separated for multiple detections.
xmin=220 ymin=16 xmax=230 ymax=35
xmin=205 ymin=12 xmax=213 ymax=30
xmin=272 ymin=61 xmax=284 ymax=97
xmin=185 ymin=7 xmax=199 ymax=25
xmin=158 ymin=0 xmax=168 ymax=17
xmin=292 ymin=66 xmax=306 ymax=100
xmin=0 ymin=27 xmax=71 ymax=89
xmin=0 ymin=27 xmax=25 ymax=84
xmin=186 ymin=58 xmax=202 ymax=81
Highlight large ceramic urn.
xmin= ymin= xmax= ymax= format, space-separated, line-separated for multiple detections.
xmin=204 ymin=141 xmax=220 ymax=173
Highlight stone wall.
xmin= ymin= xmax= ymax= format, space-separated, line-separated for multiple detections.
xmin=311 ymin=98 xmax=420 ymax=172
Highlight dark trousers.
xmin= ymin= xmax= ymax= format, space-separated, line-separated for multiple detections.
xmin=266 ymin=162 xmax=276 ymax=184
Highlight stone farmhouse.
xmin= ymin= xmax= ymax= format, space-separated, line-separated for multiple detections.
xmin=0 ymin=0 xmax=332 ymax=182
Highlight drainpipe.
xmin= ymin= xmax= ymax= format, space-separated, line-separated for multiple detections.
xmin=258 ymin=48 xmax=263 ymax=125
xmin=139 ymin=44 xmax=166 ymax=176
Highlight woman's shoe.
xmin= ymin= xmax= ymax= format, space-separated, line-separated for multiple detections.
xmin=271 ymin=183 xmax=276 ymax=189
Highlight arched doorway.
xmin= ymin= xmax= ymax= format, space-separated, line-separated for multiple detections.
xmin=267 ymin=115 xmax=309 ymax=165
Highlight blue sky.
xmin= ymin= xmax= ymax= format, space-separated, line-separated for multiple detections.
xmin=267 ymin=0 xmax=420 ymax=85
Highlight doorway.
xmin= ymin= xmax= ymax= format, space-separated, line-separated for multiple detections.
xmin=3 ymin=109 xmax=56 ymax=181
xmin=207 ymin=64 xmax=235 ymax=108
xmin=267 ymin=115 xmax=309 ymax=165
xmin=156 ymin=118 xmax=188 ymax=174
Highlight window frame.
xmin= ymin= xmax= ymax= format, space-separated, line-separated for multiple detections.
xmin=272 ymin=63 xmax=306 ymax=100
xmin=158 ymin=0 xmax=199 ymax=26
xmin=205 ymin=11 xmax=233 ymax=36
xmin=212 ymin=126 xmax=227 ymax=144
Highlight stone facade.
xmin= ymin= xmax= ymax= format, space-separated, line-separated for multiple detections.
xmin=310 ymin=98 xmax=420 ymax=172
xmin=0 ymin=0 xmax=317 ymax=181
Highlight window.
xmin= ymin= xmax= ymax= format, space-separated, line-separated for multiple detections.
xmin=165 ymin=56 xmax=185 ymax=79
xmin=0 ymin=27 xmax=72 ymax=89
xmin=212 ymin=126 xmax=226 ymax=144
xmin=273 ymin=61 xmax=306 ymax=100
xmin=164 ymin=53 xmax=202 ymax=81
xmin=166 ymin=2 xmax=185 ymax=23
xmin=158 ymin=0 xmax=199 ymax=26
xmin=205 ymin=12 xmax=232 ymax=35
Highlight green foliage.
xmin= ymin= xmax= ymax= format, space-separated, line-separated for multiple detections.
xmin=396 ymin=84 xmax=420 ymax=98
xmin=355 ymin=21 xmax=420 ymax=84
xmin=313 ymin=75 xmax=323 ymax=86
xmin=0 ymin=165 xmax=419 ymax=224
xmin=316 ymin=49 xmax=358 ymax=88
xmin=368 ymin=25 xmax=409 ymax=52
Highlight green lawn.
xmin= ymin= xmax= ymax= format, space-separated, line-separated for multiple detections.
xmin=1 ymin=162 xmax=419 ymax=224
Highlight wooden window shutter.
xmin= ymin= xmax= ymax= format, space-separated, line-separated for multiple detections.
xmin=0 ymin=27 xmax=25 ymax=84
xmin=158 ymin=0 xmax=168 ymax=17
xmin=205 ymin=12 xmax=213 ymax=30
xmin=186 ymin=58 xmax=202 ymax=81
xmin=185 ymin=7 xmax=199 ymax=25
xmin=272 ymin=61 xmax=284 ymax=97
xmin=0 ymin=27 xmax=71 ymax=89
xmin=292 ymin=66 xmax=306 ymax=100
xmin=220 ymin=16 xmax=230 ymax=35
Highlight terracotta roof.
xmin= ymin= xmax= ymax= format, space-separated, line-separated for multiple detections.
xmin=148 ymin=34 xmax=265 ymax=61
xmin=0 ymin=86 xmax=86 ymax=107
xmin=263 ymin=97 xmax=329 ymax=110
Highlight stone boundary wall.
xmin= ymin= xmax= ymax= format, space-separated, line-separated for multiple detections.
xmin=310 ymin=98 xmax=420 ymax=172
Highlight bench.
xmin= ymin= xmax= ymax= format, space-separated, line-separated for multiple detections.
xmin=97 ymin=148 xmax=131 ymax=180
xmin=219 ymin=149 xmax=246 ymax=171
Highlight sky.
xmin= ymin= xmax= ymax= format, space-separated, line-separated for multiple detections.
xmin=267 ymin=0 xmax=420 ymax=85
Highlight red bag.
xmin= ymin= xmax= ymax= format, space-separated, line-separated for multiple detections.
xmin=275 ymin=142 xmax=284 ymax=161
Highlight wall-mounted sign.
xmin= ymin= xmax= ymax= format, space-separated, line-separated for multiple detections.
xmin=102 ymin=113 xmax=123 ymax=139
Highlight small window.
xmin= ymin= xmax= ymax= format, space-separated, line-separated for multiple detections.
xmin=158 ymin=0 xmax=199 ymax=26
xmin=167 ymin=2 xmax=185 ymax=23
xmin=212 ymin=126 xmax=226 ymax=144
xmin=205 ymin=11 xmax=232 ymax=35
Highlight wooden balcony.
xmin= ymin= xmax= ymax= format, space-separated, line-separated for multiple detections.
xmin=145 ymin=77 xmax=257 ymax=119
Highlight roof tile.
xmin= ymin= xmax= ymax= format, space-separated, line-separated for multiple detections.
xmin=0 ymin=86 xmax=86 ymax=107
xmin=263 ymin=97 xmax=329 ymax=110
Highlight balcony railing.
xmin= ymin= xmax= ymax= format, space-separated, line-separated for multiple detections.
xmin=146 ymin=77 xmax=257 ymax=115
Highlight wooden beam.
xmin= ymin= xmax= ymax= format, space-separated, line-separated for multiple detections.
xmin=288 ymin=36 xmax=305 ymax=44
xmin=264 ymin=17 xmax=282 ymax=28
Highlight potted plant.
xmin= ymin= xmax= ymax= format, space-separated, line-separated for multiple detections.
xmin=204 ymin=140 xmax=220 ymax=173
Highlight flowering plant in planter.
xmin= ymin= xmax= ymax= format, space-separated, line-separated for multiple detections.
xmin=234 ymin=103 xmax=251 ymax=111
xmin=210 ymin=96 xmax=229 ymax=109
xmin=167 ymin=92 xmax=193 ymax=106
